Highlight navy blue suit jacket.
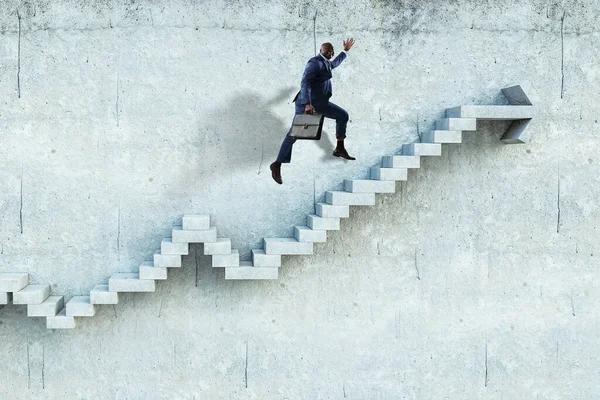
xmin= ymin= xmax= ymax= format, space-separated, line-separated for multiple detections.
xmin=298 ymin=52 xmax=347 ymax=106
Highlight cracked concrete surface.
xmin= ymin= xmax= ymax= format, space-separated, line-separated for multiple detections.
xmin=0 ymin=0 xmax=599 ymax=398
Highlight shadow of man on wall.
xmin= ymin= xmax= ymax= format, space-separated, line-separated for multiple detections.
xmin=188 ymin=86 xmax=336 ymax=184
xmin=195 ymin=87 xmax=295 ymax=177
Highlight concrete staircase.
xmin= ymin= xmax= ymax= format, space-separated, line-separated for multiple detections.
xmin=0 ymin=84 xmax=534 ymax=330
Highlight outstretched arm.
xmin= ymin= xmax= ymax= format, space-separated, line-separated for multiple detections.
xmin=330 ymin=52 xmax=347 ymax=69
xmin=331 ymin=38 xmax=355 ymax=69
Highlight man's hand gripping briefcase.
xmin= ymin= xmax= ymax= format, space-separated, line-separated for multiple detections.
xmin=289 ymin=114 xmax=324 ymax=140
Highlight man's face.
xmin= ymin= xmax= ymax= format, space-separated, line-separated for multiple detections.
xmin=321 ymin=45 xmax=335 ymax=60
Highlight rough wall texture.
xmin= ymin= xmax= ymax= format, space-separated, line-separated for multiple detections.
xmin=0 ymin=0 xmax=599 ymax=398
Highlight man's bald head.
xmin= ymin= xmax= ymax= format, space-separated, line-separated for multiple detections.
xmin=320 ymin=42 xmax=335 ymax=60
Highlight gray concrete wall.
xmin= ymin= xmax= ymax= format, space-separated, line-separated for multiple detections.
xmin=0 ymin=0 xmax=599 ymax=398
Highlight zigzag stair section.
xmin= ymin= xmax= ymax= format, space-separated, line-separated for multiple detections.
xmin=0 ymin=84 xmax=534 ymax=330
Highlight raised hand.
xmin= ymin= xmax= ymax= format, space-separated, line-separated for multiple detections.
xmin=343 ymin=38 xmax=355 ymax=51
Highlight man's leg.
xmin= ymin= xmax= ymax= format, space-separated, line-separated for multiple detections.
xmin=275 ymin=134 xmax=297 ymax=164
xmin=270 ymin=102 xmax=305 ymax=184
xmin=314 ymin=101 xmax=355 ymax=160
xmin=270 ymin=127 xmax=294 ymax=185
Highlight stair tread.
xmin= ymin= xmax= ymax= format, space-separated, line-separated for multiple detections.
xmin=264 ymin=237 xmax=302 ymax=243
xmin=307 ymin=213 xmax=336 ymax=219
xmin=67 ymin=295 xmax=92 ymax=303
xmin=307 ymin=213 xmax=340 ymax=230
xmin=251 ymin=249 xmax=281 ymax=267
xmin=172 ymin=226 xmax=218 ymax=243
xmin=182 ymin=215 xmax=211 ymax=230
xmin=402 ymin=143 xmax=442 ymax=156
xmin=91 ymin=284 xmax=110 ymax=291
xmin=13 ymin=284 xmax=50 ymax=305
xmin=109 ymin=273 xmax=156 ymax=292
xmin=264 ymin=237 xmax=313 ymax=255
xmin=46 ymin=308 xmax=77 ymax=330
xmin=295 ymin=225 xmax=328 ymax=243
xmin=66 ymin=296 xmax=98 ymax=317
xmin=326 ymin=191 xmax=376 ymax=206
xmin=90 ymin=284 xmax=119 ymax=305
xmin=0 ymin=273 xmax=29 ymax=292
xmin=111 ymin=272 xmax=144 ymax=279
xmin=16 ymin=284 xmax=48 ymax=293
xmin=315 ymin=203 xmax=350 ymax=218
xmin=344 ymin=179 xmax=396 ymax=193
xmin=27 ymin=296 xmax=64 ymax=317
xmin=212 ymin=250 xmax=240 ymax=267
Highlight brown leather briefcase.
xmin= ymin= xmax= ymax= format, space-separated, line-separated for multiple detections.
xmin=289 ymin=114 xmax=324 ymax=140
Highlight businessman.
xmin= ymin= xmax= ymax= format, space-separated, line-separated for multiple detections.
xmin=270 ymin=38 xmax=356 ymax=185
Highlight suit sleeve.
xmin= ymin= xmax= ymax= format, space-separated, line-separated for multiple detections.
xmin=330 ymin=51 xmax=347 ymax=69
xmin=300 ymin=59 xmax=319 ymax=105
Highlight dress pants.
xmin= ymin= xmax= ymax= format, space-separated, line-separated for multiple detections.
xmin=276 ymin=99 xmax=349 ymax=164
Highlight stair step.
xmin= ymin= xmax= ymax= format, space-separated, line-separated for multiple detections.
xmin=139 ymin=261 xmax=168 ymax=280
xmin=402 ymin=143 xmax=442 ymax=156
xmin=66 ymin=296 xmax=98 ymax=317
xmin=182 ymin=214 xmax=210 ymax=230
xmin=446 ymin=105 xmax=534 ymax=120
xmin=263 ymin=238 xmax=313 ymax=255
xmin=325 ymin=191 xmax=376 ymax=206
xmin=421 ymin=130 xmax=462 ymax=143
xmin=344 ymin=179 xmax=395 ymax=193
xmin=204 ymin=238 xmax=232 ymax=255
xmin=225 ymin=262 xmax=279 ymax=280
xmin=0 ymin=273 xmax=29 ymax=292
xmin=315 ymin=203 xmax=350 ymax=218
xmin=251 ymin=249 xmax=281 ymax=267
xmin=0 ymin=292 xmax=12 ymax=305
xmin=436 ymin=117 xmax=476 ymax=131
xmin=370 ymin=167 xmax=408 ymax=181
xmin=13 ymin=284 xmax=50 ymax=305
xmin=90 ymin=284 xmax=119 ymax=305
xmin=161 ymin=238 xmax=189 ymax=255
xmin=172 ymin=226 xmax=217 ymax=243
xmin=382 ymin=155 xmax=420 ymax=169
xmin=154 ymin=250 xmax=182 ymax=268
xmin=212 ymin=250 xmax=240 ymax=267
xmin=27 ymin=296 xmax=64 ymax=317
xmin=109 ymin=273 xmax=156 ymax=292
xmin=307 ymin=214 xmax=340 ymax=230
xmin=294 ymin=226 xmax=327 ymax=243
xmin=46 ymin=308 xmax=76 ymax=329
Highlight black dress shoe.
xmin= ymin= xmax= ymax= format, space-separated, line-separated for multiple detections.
xmin=270 ymin=162 xmax=283 ymax=184
xmin=332 ymin=148 xmax=356 ymax=160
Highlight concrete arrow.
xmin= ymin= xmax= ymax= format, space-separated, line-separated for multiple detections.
xmin=446 ymin=83 xmax=534 ymax=144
